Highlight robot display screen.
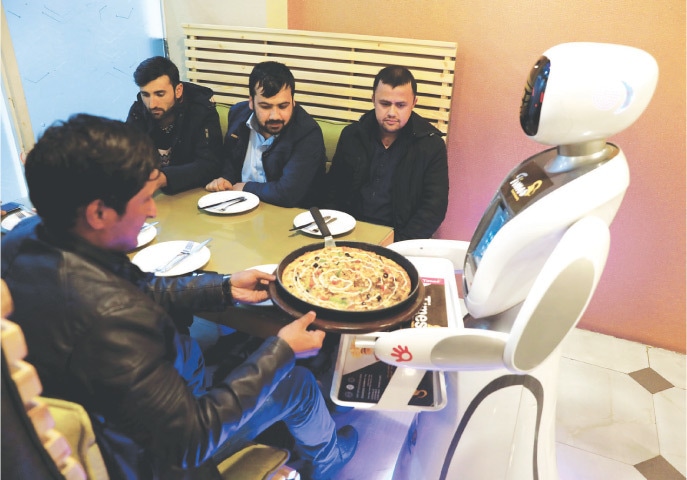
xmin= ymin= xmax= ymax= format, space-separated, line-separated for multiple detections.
xmin=520 ymin=55 xmax=550 ymax=137
xmin=471 ymin=200 xmax=511 ymax=266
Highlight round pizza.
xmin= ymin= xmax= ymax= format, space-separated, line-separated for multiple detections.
xmin=281 ymin=246 xmax=412 ymax=311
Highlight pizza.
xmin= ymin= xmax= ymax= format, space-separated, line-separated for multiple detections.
xmin=281 ymin=246 xmax=412 ymax=311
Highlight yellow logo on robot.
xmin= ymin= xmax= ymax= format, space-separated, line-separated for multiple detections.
xmin=509 ymin=173 xmax=542 ymax=201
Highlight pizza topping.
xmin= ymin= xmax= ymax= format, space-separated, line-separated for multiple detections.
xmin=281 ymin=246 xmax=412 ymax=311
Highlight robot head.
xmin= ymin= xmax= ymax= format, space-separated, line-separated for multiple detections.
xmin=520 ymin=42 xmax=658 ymax=146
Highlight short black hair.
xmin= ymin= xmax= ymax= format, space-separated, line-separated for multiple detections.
xmin=249 ymin=61 xmax=296 ymax=99
xmin=373 ymin=66 xmax=417 ymax=96
xmin=133 ymin=56 xmax=180 ymax=88
xmin=24 ymin=114 xmax=157 ymax=232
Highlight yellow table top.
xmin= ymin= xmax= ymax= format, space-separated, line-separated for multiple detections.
xmin=137 ymin=189 xmax=394 ymax=274
xmin=139 ymin=189 xmax=394 ymax=336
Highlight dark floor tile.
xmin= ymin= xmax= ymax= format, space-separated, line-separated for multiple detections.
xmin=628 ymin=367 xmax=674 ymax=394
xmin=635 ymin=455 xmax=685 ymax=480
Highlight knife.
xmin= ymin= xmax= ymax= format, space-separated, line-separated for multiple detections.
xmin=155 ymin=238 xmax=211 ymax=274
xmin=200 ymin=196 xmax=246 ymax=210
xmin=140 ymin=221 xmax=159 ymax=232
xmin=309 ymin=207 xmax=336 ymax=247
xmin=289 ymin=215 xmax=331 ymax=231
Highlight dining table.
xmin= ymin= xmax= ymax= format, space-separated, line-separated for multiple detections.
xmin=131 ymin=188 xmax=395 ymax=337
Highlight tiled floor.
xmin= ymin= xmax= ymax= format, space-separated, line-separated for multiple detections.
xmin=328 ymin=328 xmax=686 ymax=479
xmin=556 ymin=328 xmax=685 ymax=480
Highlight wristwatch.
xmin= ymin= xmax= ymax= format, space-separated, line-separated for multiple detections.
xmin=222 ymin=274 xmax=233 ymax=305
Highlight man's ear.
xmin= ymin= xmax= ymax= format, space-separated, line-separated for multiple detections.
xmin=83 ymin=199 xmax=108 ymax=230
xmin=175 ymin=82 xmax=183 ymax=100
xmin=248 ymin=95 xmax=254 ymax=111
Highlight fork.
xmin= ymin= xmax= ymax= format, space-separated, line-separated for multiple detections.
xmin=155 ymin=240 xmax=195 ymax=273
xmin=218 ymin=196 xmax=247 ymax=212
xmin=15 ymin=210 xmax=35 ymax=220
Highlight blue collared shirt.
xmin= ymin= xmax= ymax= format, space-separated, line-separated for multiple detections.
xmin=241 ymin=114 xmax=277 ymax=183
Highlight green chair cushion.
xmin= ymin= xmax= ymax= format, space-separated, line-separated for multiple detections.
xmin=315 ymin=118 xmax=349 ymax=171
xmin=216 ymin=442 xmax=290 ymax=480
xmin=216 ymin=103 xmax=231 ymax=138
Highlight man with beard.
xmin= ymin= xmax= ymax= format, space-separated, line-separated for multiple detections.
xmin=325 ymin=66 xmax=449 ymax=240
xmin=205 ymin=61 xmax=326 ymax=208
xmin=127 ymin=56 xmax=223 ymax=194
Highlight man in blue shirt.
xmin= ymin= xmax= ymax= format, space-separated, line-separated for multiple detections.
xmin=205 ymin=62 xmax=327 ymax=208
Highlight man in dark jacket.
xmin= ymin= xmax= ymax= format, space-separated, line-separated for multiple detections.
xmin=326 ymin=66 xmax=449 ymax=240
xmin=127 ymin=56 xmax=223 ymax=194
xmin=1 ymin=114 xmax=357 ymax=480
xmin=205 ymin=61 xmax=326 ymax=208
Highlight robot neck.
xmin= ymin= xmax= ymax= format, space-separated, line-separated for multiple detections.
xmin=546 ymin=139 xmax=616 ymax=173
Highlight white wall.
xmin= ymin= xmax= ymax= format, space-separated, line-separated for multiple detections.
xmin=1 ymin=86 xmax=27 ymax=202
xmin=3 ymin=1 xmax=165 ymax=134
xmin=162 ymin=0 xmax=287 ymax=80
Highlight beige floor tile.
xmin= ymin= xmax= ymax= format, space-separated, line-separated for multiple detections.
xmin=655 ymin=387 xmax=687 ymax=476
xmin=557 ymin=443 xmax=646 ymax=480
xmin=561 ymin=328 xmax=649 ymax=373
xmin=557 ymin=357 xmax=659 ymax=464
xmin=648 ymin=346 xmax=687 ymax=389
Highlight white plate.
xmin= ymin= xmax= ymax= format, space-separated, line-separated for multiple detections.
xmin=1 ymin=209 xmax=36 ymax=231
xmin=292 ymin=209 xmax=356 ymax=237
xmin=136 ymin=223 xmax=158 ymax=248
xmin=132 ymin=240 xmax=211 ymax=277
xmin=245 ymin=264 xmax=278 ymax=306
xmin=197 ymin=191 xmax=260 ymax=214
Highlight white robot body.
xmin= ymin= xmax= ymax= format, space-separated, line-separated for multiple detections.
xmin=463 ymin=145 xmax=629 ymax=319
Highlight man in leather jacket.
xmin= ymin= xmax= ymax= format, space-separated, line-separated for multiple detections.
xmin=1 ymin=114 xmax=357 ymax=479
xmin=326 ymin=66 xmax=449 ymax=240
xmin=205 ymin=61 xmax=326 ymax=208
xmin=127 ymin=56 xmax=224 ymax=195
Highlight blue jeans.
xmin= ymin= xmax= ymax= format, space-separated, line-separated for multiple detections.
xmin=176 ymin=335 xmax=341 ymax=476
xmin=212 ymin=366 xmax=340 ymax=472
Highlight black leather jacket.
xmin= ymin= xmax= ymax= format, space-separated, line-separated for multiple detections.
xmin=127 ymin=82 xmax=224 ymax=194
xmin=1 ymin=217 xmax=295 ymax=479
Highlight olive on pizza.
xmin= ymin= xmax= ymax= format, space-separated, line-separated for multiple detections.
xmin=281 ymin=246 xmax=412 ymax=311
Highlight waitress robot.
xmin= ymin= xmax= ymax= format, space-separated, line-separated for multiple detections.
xmin=357 ymin=43 xmax=658 ymax=479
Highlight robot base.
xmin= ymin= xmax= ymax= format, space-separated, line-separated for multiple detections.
xmin=392 ymin=352 xmax=560 ymax=480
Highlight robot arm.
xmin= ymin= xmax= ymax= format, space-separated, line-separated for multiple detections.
xmin=359 ymin=215 xmax=611 ymax=373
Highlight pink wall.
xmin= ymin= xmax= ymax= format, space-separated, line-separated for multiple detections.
xmin=289 ymin=0 xmax=686 ymax=352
